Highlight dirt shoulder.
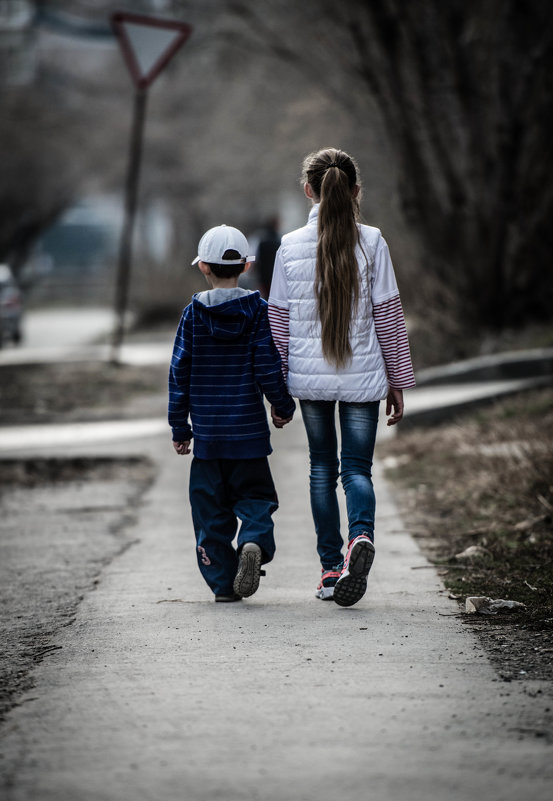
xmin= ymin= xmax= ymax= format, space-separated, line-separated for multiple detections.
xmin=0 ymin=456 xmax=155 ymax=723
xmin=378 ymin=387 xmax=553 ymax=683
xmin=0 ymin=359 xmax=164 ymax=722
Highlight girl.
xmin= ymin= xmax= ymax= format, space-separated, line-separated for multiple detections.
xmin=268 ymin=147 xmax=415 ymax=607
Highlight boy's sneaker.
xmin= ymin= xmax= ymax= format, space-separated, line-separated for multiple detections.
xmin=333 ymin=534 xmax=375 ymax=607
xmin=215 ymin=593 xmax=242 ymax=603
xmin=233 ymin=542 xmax=264 ymax=598
xmin=315 ymin=568 xmax=341 ymax=600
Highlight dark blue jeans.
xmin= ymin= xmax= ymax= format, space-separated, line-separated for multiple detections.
xmin=299 ymin=400 xmax=380 ymax=570
xmin=189 ymin=456 xmax=278 ymax=596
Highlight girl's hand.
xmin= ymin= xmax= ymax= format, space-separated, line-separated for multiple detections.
xmin=386 ymin=389 xmax=404 ymax=426
xmin=173 ymin=440 xmax=191 ymax=455
xmin=271 ymin=406 xmax=293 ymax=428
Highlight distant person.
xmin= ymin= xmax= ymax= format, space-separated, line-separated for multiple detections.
xmin=268 ymin=148 xmax=415 ymax=607
xmin=169 ymin=225 xmax=295 ymax=602
xmin=254 ymin=218 xmax=281 ymax=299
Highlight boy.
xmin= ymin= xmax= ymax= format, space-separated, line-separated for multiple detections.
xmin=169 ymin=224 xmax=295 ymax=602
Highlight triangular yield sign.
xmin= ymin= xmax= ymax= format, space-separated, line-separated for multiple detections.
xmin=111 ymin=12 xmax=192 ymax=89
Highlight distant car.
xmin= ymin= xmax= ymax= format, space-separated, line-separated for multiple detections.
xmin=0 ymin=264 xmax=23 ymax=347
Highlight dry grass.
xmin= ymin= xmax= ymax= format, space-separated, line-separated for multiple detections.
xmin=379 ymin=388 xmax=553 ymax=629
xmin=0 ymin=361 xmax=167 ymax=425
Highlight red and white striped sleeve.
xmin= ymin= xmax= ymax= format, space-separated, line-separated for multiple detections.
xmin=268 ymin=247 xmax=290 ymax=380
xmin=373 ymin=294 xmax=416 ymax=389
xmin=268 ymin=303 xmax=290 ymax=380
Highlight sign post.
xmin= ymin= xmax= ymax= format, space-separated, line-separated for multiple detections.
xmin=110 ymin=12 xmax=192 ymax=363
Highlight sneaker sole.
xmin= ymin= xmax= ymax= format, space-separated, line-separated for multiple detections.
xmin=215 ymin=594 xmax=242 ymax=603
xmin=233 ymin=545 xmax=262 ymax=597
xmin=333 ymin=540 xmax=375 ymax=607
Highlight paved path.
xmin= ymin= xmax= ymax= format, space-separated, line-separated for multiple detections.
xmin=20 ymin=308 xmax=115 ymax=350
xmin=0 ymin=307 xmax=170 ymax=367
xmin=1 ymin=418 xmax=552 ymax=801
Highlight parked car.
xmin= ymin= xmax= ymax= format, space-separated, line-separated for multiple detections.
xmin=0 ymin=264 xmax=23 ymax=347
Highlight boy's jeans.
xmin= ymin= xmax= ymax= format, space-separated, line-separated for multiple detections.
xmin=189 ymin=456 xmax=278 ymax=596
xmin=299 ymin=399 xmax=380 ymax=571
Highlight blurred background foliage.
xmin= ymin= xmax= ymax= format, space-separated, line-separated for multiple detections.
xmin=1 ymin=0 xmax=552 ymax=366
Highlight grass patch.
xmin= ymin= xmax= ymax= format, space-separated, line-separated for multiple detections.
xmin=0 ymin=361 xmax=168 ymax=425
xmin=379 ymin=388 xmax=553 ymax=630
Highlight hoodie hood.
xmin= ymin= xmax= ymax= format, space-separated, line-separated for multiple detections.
xmin=192 ymin=288 xmax=262 ymax=340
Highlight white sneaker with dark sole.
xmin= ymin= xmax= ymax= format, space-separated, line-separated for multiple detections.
xmin=233 ymin=542 xmax=263 ymax=598
xmin=333 ymin=535 xmax=375 ymax=607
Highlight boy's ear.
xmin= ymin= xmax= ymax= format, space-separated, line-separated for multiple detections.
xmin=242 ymin=261 xmax=252 ymax=273
xmin=198 ymin=260 xmax=211 ymax=277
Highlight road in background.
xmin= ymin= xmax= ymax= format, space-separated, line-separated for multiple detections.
xmin=0 ymin=307 xmax=171 ymax=367
xmin=21 ymin=308 xmax=115 ymax=349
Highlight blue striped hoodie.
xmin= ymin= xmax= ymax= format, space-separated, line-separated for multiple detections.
xmin=168 ymin=288 xmax=296 ymax=459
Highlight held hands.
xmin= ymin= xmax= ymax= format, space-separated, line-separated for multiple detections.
xmin=271 ymin=405 xmax=293 ymax=429
xmin=386 ymin=388 xmax=404 ymax=426
xmin=173 ymin=441 xmax=191 ymax=455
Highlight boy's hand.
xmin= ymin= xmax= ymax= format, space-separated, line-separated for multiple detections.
xmin=271 ymin=406 xmax=293 ymax=429
xmin=173 ymin=440 xmax=191 ymax=455
xmin=386 ymin=388 xmax=404 ymax=426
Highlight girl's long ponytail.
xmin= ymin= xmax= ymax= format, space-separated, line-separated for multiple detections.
xmin=303 ymin=148 xmax=361 ymax=368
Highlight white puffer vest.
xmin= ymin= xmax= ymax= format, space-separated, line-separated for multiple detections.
xmin=279 ymin=206 xmax=389 ymax=402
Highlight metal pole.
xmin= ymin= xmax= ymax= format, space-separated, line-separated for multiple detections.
xmin=111 ymin=87 xmax=148 ymax=364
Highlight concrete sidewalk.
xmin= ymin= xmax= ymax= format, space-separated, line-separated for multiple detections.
xmin=1 ymin=418 xmax=552 ymax=801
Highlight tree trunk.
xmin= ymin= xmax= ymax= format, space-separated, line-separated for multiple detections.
xmin=230 ymin=0 xmax=553 ymax=335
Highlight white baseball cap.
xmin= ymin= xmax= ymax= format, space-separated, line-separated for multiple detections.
xmin=191 ymin=224 xmax=254 ymax=265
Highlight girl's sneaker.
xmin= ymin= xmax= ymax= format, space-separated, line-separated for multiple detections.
xmin=333 ymin=534 xmax=375 ymax=607
xmin=315 ymin=568 xmax=342 ymax=600
xmin=233 ymin=542 xmax=264 ymax=597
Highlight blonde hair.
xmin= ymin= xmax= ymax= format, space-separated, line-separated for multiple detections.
xmin=302 ymin=148 xmax=361 ymax=367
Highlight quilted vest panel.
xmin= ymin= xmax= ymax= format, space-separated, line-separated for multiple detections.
xmin=280 ymin=220 xmax=389 ymax=402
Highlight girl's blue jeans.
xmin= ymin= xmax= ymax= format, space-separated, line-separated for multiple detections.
xmin=299 ymin=399 xmax=380 ymax=570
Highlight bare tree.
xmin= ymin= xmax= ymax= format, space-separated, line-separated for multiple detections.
xmin=0 ymin=0 xmax=126 ymax=274
xmin=227 ymin=0 xmax=553 ymax=337
xmin=0 ymin=0 xmax=186 ymax=275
